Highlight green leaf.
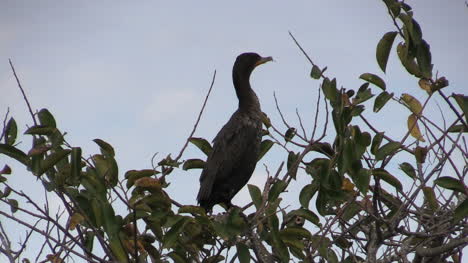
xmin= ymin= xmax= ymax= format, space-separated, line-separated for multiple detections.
xmin=280 ymin=226 xmax=312 ymax=241
xmin=375 ymin=141 xmax=401 ymax=161
xmin=399 ymin=14 xmax=422 ymax=45
xmin=322 ymin=77 xmax=339 ymax=104
xmin=454 ymin=198 xmax=468 ymax=222
xmin=371 ymin=132 xmax=384 ymax=155
xmin=268 ymin=180 xmax=287 ymax=202
xmin=422 ymin=187 xmax=439 ymax=211
xmin=92 ymin=154 xmax=118 ymax=187
xmin=38 ymin=109 xmax=57 ymax=128
xmin=71 ymin=147 xmax=82 ymax=183
xmin=188 ymin=137 xmax=213 ymax=156
xmin=341 ymin=201 xmax=362 ymax=221
xmin=416 ymin=39 xmax=432 ymax=78
xmin=24 ymin=126 xmax=57 ymax=136
xmin=236 ymin=243 xmax=250 ymax=263
xmin=284 ymin=127 xmax=296 ymax=143
xmin=434 ymin=176 xmax=466 ymax=193
xmin=93 ymin=139 xmax=115 ymax=157
xmin=8 ymin=198 xmax=19 ymax=213
xmin=353 ymin=83 xmax=374 ymax=105
xmin=354 ymin=168 xmax=370 ymax=195
xmin=164 ymin=217 xmax=187 ymax=248
xmin=360 ymin=73 xmax=386 ymax=91
xmin=299 ymin=183 xmax=318 ymax=209
xmin=373 ymin=91 xmax=393 ymax=112
xmin=182 ymin=158 xmax=205 ymax=170
xmin=376 ymin=31 xmax=398 ymax=73
xmin=36 ymin=149 xmax=71 ymax=176
xmin=397 ymin=42 xmax=422 ymax=77
xmin=258 ymin=139 xmax=273 ymax=161
xmin=247 ymin=184 xmax=262 ymax=210
xmin=290 ymin=208 xmax=320 ymax=226
xmin=310 ymin=65 xmax=321 ymax=79
xmin=287 ymin=151 xmax=300 ymax=179
xmin=178 ymin=205 xmax=206 ymax=215
xmin=399 ymin=162 xmax=416 ymax=179
xmin=0 ymin=144 xmax=29 ymax=166
xmin=373 ymin=168 xmax=402 ymax=191
xmin=415 ymin=146 xmax=428 ymax=164
xmin=447 ymin=124 xmax=467 ymax=133
xmin=4 ymin=118 xmax=17 ymax=145
xmin=452 ymin=94 xmax=468 ymax=123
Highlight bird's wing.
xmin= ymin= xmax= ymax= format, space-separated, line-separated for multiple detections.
xmin=197 ymin=113 xmax=258 ymax=202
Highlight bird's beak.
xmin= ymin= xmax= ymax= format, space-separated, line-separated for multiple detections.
xmin=255 ymin=56 xmax=273 ymax=67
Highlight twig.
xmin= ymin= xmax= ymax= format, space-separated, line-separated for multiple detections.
xmin=174 ymin=70 xmax=216 ymax=162
xmin=9 ymin=59 xmax=37 ymax=126
xmin=295 ymin=108 xmax=308 ymax=141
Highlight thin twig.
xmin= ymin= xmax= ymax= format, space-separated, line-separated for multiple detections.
xmin=174 ymin=70 xmax=216 ymax=162
xmin=9 ymin=59 xmax=37 ymax=126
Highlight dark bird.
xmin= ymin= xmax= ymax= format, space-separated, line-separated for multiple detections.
xmin=197 ymin=52 xmax=273 ymax=212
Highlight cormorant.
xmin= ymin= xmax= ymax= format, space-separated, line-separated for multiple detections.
xmin=197 ymin=52 xmax=273 ymax=212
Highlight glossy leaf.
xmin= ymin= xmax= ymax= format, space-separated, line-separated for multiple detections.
xmin=4 ymin=118 xmax=17 ymax=145
xmin=373 ymin=168 xmax=402 ymax=191
xmin=399 ymin=162 xmax=416 ymax=179
xmin=373 ymin=91 xmax=393 ymax=112
xmin=258 ymin=139 xmax=273 ymax=161
xmin=247 ymin=184 xmax=262 ymax=209
xmin=188 ymin=137 xmax=213 ymax=156
xmin=375 ymin=142 xmax=401 ymax=160
xmin=434 ymin=176 xmax=466 ymax=193
xmin=360 ymin=73 xmax=386 ymax=91
xmin=322 ymin=77 xmax=339 ymax=103
xmin=376 ymin=31 xmax=398 ymax=73
xmin=407 ymin=113 xmax=425 ymax=142
xmin=93 ymin=139 xmax=115 ymax=157
xmin=182 ymin=158 xmax=205 ymax=170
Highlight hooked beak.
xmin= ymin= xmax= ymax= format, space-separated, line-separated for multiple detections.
xmin=255 ymin=56 xmax=273 ymax=67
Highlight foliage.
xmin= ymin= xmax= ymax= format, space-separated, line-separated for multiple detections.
xmin=1 ymin=1 xmax=467 ymax=262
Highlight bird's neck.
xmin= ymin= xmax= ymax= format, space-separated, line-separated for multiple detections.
xmin=233 ymin=74 xmax=261 ymax=112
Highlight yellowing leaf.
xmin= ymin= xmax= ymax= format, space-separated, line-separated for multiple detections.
xmin=407 ymin=114 xmax=425 ymax=142
xmin=418 ymin=79 xmax=432 ymax=94
xmin=135 ymin=177 xmax=162 ymax=192
xmin=401 ymin=93 xmax=423 ymax=114
xmin=69 ymin=212 xmax=85 ymax=230
xmin=341 ymin=178 xmax=355 ymax=192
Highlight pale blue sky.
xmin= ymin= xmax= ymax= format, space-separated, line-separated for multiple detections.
xmin=1 ymin=0 xmax=467 ymax=261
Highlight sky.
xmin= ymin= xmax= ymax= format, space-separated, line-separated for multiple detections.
xmin=1 ymin=0 xmax=467 ymax=261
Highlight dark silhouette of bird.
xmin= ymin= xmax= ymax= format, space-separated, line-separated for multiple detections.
xmin=197 ymin=52 xmax=272 ymax=212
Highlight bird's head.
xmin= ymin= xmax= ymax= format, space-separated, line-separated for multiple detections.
xmin=233 ymin=52 xmax=273 ymax=79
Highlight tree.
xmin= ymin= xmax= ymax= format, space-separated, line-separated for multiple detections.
xmin=1 ymin=0 xmax=466 ymax=262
